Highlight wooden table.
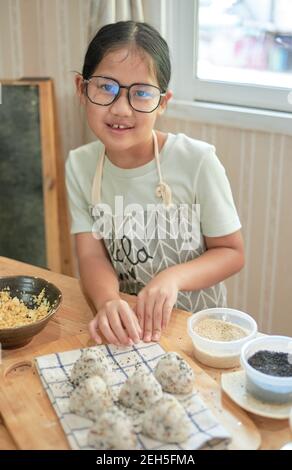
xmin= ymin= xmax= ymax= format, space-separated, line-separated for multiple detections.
xmin=0 ymin=256 xmax=291 ymax=450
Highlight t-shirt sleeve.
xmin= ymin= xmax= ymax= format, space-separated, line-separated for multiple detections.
xmin=65 ymin=152 xmax=93 ymax=234
xmin=195 ymin=147 xmax=241 ymax=237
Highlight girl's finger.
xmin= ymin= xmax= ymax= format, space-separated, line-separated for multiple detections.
xmin=143 ymin=294 xmax=156 ymax=342
xmin=88 ymin=316 xmax=102 ymax=344
xmin=132 ymin=310 xmax=143 ymax=339
xmin=152 ymin=293 xmax=166 ymax=341
xmin=107 ymin=310 xmax=130 ymax=346
xmin=162 ymin=297 xmax=174 ymax=330
xmin=137 ymin=319 xmax=143 ymax=339
xmin=119 ymin=305 xmax=141 ymax=344
xmin=136 ymin=295 xmax=145 ymax=333
xmin=98 ymin=315 xmax=120 ymax=345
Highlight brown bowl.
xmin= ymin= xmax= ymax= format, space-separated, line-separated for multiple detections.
xmin=0 ymin=275 xmax=62 ymax=349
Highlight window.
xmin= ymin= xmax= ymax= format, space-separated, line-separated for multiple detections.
xmin=164 ymin=0 xmax=292 ymax=113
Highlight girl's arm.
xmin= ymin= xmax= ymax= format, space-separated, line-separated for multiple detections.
xmin=76 ymin=233 xmax=120 ymax=311
xmin=76 ymin=233 xmax=141 ymax=345
xmin=168 ymin=229 xmax=245 ymax=292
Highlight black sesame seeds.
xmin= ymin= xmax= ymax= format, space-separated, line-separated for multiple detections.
xmin=248 ymin=350 xmax=292 ymax=377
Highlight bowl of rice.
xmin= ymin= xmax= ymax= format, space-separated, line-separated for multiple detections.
xmin=0 ymin=275 xmax=62 ymax=349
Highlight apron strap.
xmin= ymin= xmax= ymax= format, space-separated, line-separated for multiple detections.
xmin=91 ymin=130 xmax=172 ymax=208
xmin=152 ymin=130 xmax=172 ymax=208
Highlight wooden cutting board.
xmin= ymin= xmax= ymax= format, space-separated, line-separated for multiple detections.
xmin=0 ymin=334 xmax=261 ymax=450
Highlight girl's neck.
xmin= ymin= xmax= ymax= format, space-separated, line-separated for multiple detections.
xmin=105 ymin=131 xmax=167 ymax=169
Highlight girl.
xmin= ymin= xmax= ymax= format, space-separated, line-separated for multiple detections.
xmin=66 ymin=21 xmax=244 ymax=347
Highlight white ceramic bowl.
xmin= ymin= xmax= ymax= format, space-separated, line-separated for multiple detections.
xmin=187 ymin=308 xmax=257 ymax=368
xmin=241 ymin=335 xmax=292 ymax=403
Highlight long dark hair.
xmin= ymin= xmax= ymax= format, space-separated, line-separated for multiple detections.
xmin=82 ymin=21 xmax=171 ymax=92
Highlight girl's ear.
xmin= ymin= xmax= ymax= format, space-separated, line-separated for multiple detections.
xmin=158 ymin=89 xmax=173 ymax=116
xmin=75 ymin=74 xmax=86 ymax=105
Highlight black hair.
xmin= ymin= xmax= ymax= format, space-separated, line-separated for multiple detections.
xmin=82 ymin=21 xmax=171 ymax=92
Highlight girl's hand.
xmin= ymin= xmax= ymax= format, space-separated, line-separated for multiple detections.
xmin=135 ymin=271 xmax=179 ymax=343
xmin=89 ymin=299 xmax=142 ymax=346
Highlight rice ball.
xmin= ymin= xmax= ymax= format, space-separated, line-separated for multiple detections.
xmin=119 ymin=366 xmax=163 ymax=411
xmin=142 ymin=393 xmax=192 ymax=443
xmin=88 ymin=407 xmax=137 ymax=450
xmin=69 ymin=375 xmax=113 ymax=420
xmin=154 ymin=352 xmax=194 ymax=394
xmin=70 ymin=347 xmax=111 ymax=386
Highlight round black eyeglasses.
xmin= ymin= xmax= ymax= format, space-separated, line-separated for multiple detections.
xmin=83 ymin=76 xmax=166 ymax=113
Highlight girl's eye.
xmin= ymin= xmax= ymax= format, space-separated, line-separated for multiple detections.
xmin=134 ymin=90 xmax=152 ymax=99
xmin=100 ymin=83 xmax=119 ymax=94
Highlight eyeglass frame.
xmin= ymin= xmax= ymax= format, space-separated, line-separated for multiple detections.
xmin=83 ymin=75 xmax=167 ymax=113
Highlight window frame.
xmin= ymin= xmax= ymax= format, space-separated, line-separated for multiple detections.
xmin=163 ymin=0 xmax=292 ymax=114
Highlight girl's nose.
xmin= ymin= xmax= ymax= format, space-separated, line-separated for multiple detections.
xmin=110 ymin=91 xmax=133 ymax=116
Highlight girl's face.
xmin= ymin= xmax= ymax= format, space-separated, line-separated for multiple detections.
xmin=76 ymin=47 xmax=172 ymax=156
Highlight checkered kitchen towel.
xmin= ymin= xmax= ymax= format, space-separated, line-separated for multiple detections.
xmin=35 ymin=342 xmax=231 ymax=450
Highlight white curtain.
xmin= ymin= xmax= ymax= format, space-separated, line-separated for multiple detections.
xmin=89 ymin=0 xmax=145 ymax=41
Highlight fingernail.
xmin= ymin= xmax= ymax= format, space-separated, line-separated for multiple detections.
xmin=152 ymin=333 xmax=160 ymax=342
xmin=143 ymin=334 xmax=151 ymax=342
xmin=128 ymin=339 xmax=133 ymax=346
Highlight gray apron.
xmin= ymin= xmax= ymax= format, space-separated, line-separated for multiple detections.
xmin=91 ymin=131 xmax=227 ymax=313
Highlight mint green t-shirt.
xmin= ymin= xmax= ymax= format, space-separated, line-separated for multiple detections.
xmin=65 ymin=132 xmax=241 ymax=313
